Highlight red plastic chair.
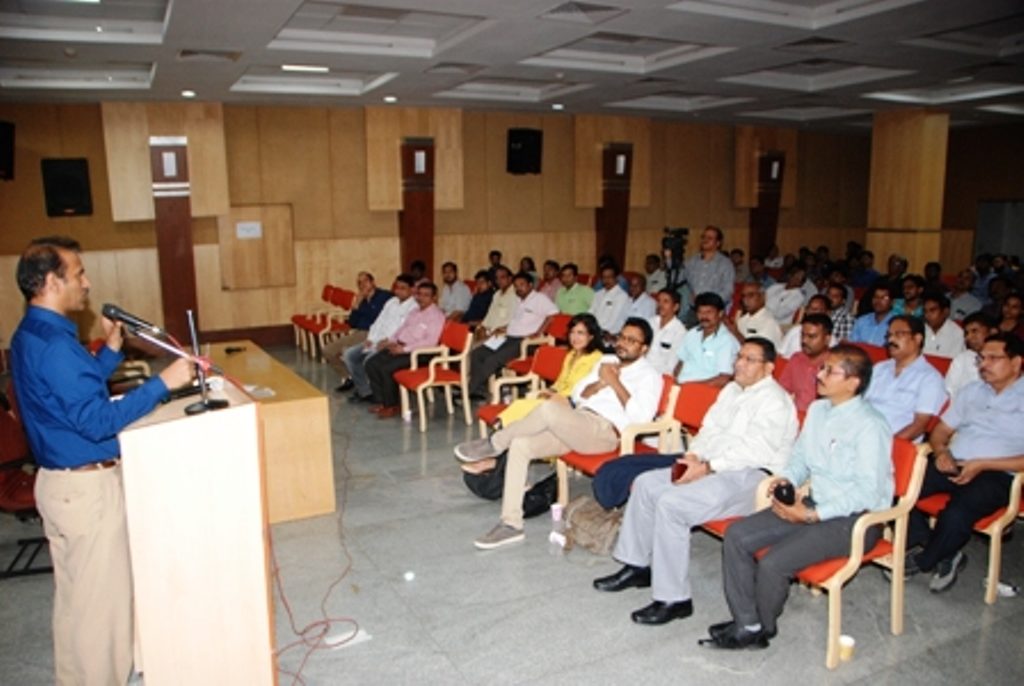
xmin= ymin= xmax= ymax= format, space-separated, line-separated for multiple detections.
xmin=394 ymin=321 xmax=473 ymax=433
xmin=290 ymin=284 xmax=335 ymax=352
xmin=555 ymin=375 xmax=679 ymax=506
xmin=477 ymin=345 xmax=569 ymax=437
xmin=504 ymin=313 xmax=573 ymax=378
xmin=923 ymin=353 xmax=952 ymax=376
xmin=850 ymin=342 xmax=888 ymax=364
xmin=772 ymin=356 xmax=788 ymax=381
xmin=915 ymin=471 xmax=1024 ymax=605
xmin=317 ymin=287 xmax=358 ymax=360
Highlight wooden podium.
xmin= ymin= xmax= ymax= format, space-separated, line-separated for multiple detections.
xmin=119 ymin=382 xmax=276 ymax=685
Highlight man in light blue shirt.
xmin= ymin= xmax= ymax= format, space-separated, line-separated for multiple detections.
xmin=865 ymin=315 xmax=947 ymax=442
xmin=674 ymin=292 xmax=739 ymax=388
xmin=702 ymin=344 xmax=893 ymax=650
xmin=905 ymin=333 xmax=1024 ymax=592
xmin=850 ymin=284 xmax=895 ymax=346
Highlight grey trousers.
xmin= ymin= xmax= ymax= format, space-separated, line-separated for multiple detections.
xmin=614 ymin=467 xmax=765 ymax=602
xmin=722 ymin=508 xmax=879 ymax=634
xmin=468 ymin=337 xmax=523 ymax=397
xmin=343 ymin=343 xmax=380 ymax=397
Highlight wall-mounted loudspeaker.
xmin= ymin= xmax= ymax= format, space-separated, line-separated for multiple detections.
xmin=506 ymin=128 xmax=542 ymax=175
xmin=0 ymin=121 xmax=13 ymax=181
xmin=41 ymin=158 xmax=93 ymax=217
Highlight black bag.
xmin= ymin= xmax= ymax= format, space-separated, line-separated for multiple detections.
xmin=462 ymin=453 xmax=557 ymax=518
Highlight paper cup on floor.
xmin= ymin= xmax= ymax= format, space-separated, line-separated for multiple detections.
xmin=838 ymin=635 xmax=856 ymax=662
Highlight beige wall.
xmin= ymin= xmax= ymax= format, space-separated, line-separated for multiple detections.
xmin=1 ymin=102 xmax=877 ymax=337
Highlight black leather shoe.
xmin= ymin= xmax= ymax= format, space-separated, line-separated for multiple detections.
xmin=593 ymin=565 xmax=651 ymax=592
xmin=631 ymin=600 xmax=693 ymax=625
xmin=708 ymin=620 xmax=776 ymax=641
xmin=335 ymin=379 xmax=354 ymax=392
xmin=698 ymin=624 xmax=770 ymax=650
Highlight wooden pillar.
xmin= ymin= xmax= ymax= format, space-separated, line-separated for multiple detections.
xmin=866 ymin=110 xmax=949 ymax=270
xmin=749 ymin=151 xmax=785 ymax=260
xmin=399 ymin=138 xmax=435 ymax=277
xmin=149 ymin=136 xmax=199 ymax=341
xmin=595 ymin=143 xmax=632 ymax=269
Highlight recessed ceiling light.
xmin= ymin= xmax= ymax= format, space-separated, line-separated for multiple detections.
xmin=281 ymin=64 xmax=329 ymax=73
xmin=551 ymin=103 xmax=564 ymax=110
xmin=383 ymin=95 xmax=398 ymax=103
xmin=181 ymin=89 xmax=196 ymax=98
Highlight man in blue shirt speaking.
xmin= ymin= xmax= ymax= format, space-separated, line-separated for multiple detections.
xmin=11 ymin=236 xmax=193 ymax=685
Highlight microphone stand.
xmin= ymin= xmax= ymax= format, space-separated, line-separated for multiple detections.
xmin=183 ymin=309 xmax=229 ymax=416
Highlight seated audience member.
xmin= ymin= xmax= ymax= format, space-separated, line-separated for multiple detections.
xmin=592 ymin=255 xmax=629 ymax=292
xmin=439 ymin=261 xmax=472 ymax=321
xmin=904 ymin=333 xmax=1024 ymax=592
xmin=824 ymin=283 xmax=855 ymax=341
xmin=730 ymin=248 xmax=750 ymax=282
xmin=589 ymin=265 xmax=631 ymax=343
xmin=646 ymin=289 xmax=687 ymax=376
xmin=945 ymin=312 xmax=997 ymax=399
xmin=727 ymin=282 xmax=782 ymax=348
xmin=701 ymin=344 xmax=892 ymax=651
xmin=454 ymin=318 xmax=662 ymax=550
xmin=364 ymin=282 xmax=446 ymax=418
xmin=461 ymin=314 xmax=604 ymax=476
xmin=850 ymin=284 xmax=896 ymax=346
xmin=777 ymin=295 xmax=829 ymax=358
xmin=765 ymin=266 xmax=808 ymax=326
xmin=982 ymin=276 xmax=1013 ymax=321
xmin=485 ymin=249 xmax=504 ymax=283
xmin=923 ymin=292 xmax=965 ymax=358
xmin=972 ymin=254 xmax=995 ymax=304
xmin=592 ymin=337 xmax=798 ymax=511
xmin=865 ymin=315 xmax=947 ymax=441
xmin=893 ymin=274 xmax=925 ymax=317
xmin=644 ymin=253 xmax=667 ymax=294
xmin=519 ymin=256 xmax=538 ymax=283
xmin=592 ymin=338 xmax=797 ymax=626
xmin=409 ymin=259 xmax=428 ymax=286
xmin=555 ymin=263 xmax=594 ymax=315
xmin=324 ymin=271 xmax=394 ymax=391
xmin=849 ymin=249 xmax=880 ymax=288
xmin=476 ymin=266 xmax=517 ymax=341
xmin=924 ymin=261 xmax=948 ymax=294
xmin=998 ymin=292 xmax=1024 ymax=342
xmin=467 ymin=272 xmax=557 ymax=399
xmin=747 ymin=255 xmax=776 ymax=289
xmin=461 ymin=270 xmax=495 ymax=329
xmin=674 ymin=292 xmax=740 ymax=387
xmin=824 ymin=264 xmax=855 ymax=312
xmin=764 ymin=244 xmax=784 ymax=270
xmin=778 ymin=313 xmax=832 ymax=413
xmin=344 ymin=275 xmax=418 ymax=402
xmin=537 ymin=260 xmax=561 ymax=302
xmin=949 ymin=269 xmax=983 ymax=321
xmin=685 ymin=226 xmax=735 ymax=307
xmin=625 ymin=274 xmax=657 ymax=322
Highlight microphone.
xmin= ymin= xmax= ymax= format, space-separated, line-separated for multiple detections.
xmin=102 ymin=303 xmax=162 ymax=334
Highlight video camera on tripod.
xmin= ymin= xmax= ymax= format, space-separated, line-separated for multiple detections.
xmin=661 ymin=226 xmax=689 ymax=289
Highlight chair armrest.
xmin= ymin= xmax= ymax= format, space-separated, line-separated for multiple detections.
xmin=620 ymin=418 xmax=680 ymax=454
xmin=518 ymin=334 xmax=554 ymax=357
xmin=489 ymin=373 xmax=539 ymax=403
xmin=410 ymin=345 xmax=447 ymax=370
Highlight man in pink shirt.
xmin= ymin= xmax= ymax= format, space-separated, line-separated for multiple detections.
xmin=466 ymin=272 xmax=557 ymax=399
xmin=778 ymin=313 xmax=832 ymax=412
xmin=537 ymin=260 xmax=562 ymax=302
xmin=365 ymin=282 xmax=446 ymax=418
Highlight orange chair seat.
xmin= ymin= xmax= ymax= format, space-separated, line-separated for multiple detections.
xmin=394 ymin=367 xmax=461 ymax=389
xmin=477 ymin=403 xmax=507 ymax=426
xmin=701 ymin=517 xmax=740 ymax=538
xmin=795 ymin=540 xmax=894 ymax=586
xmin=505 ymin=358 xmax=533 ymax=376
xmin=561 ymin=443 xmax=658 ymax=476
xmin=917 ymin=492 xmax=1012 ymax=532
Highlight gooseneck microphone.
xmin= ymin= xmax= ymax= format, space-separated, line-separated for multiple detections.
xmin=101 ymin=303 xmax=163 ymax=334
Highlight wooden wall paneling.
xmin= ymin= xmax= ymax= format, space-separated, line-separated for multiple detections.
xmin=364 ymin=106 xmax=403 ymax=210
xmin=0 ymin=254 xmax=24 ymax=347
xmin=628 ymin=120 xmax=667 ymax=235
xmin=218 ymin=204 xmax=296 ymax=289
xmin=734 ymin=126 xmax=798 ymax=209
xmin=707 ymin=125 xmax=748 ymax=230
xmin=144 ymin=102 xmax=185 ymax=136
xmin=837 ymin=133 xmax=871 ymax=228
xmin=573 ymin=115 xmax=651 ymax=209
xmin=434 ymin=231 xmax=595 ymax=281
xmin=328 ymin=108 xmax=397 ymax=239
xmin=663 ymin=122 xmax=710 ymax=224
xmin=399 ymin=138 xmax=435 ymax=275
xmin=183 ymin=103 xmax=230 ymax=218
xmin=426 ymin=108 xmax=464 ymax=210
xmin=101 ymin=102 xmax=155 ymax=222
xmin=775 ymin=226 xmax=866 ymax=258
xmin=939 ymin=229 xmax=975 ymax=272
xmin=257 ymin=107 xmax=333 ymax=239
xmin=868 ymin=110 xmax=949 ymax=229
xmin=0 ymin=105 xmax=54 ymax=253
xmin=223 ymin=106 xmax=263 ymax=206
xmin=574 ymin=115 xmax=603 ymax=208
xmin=435 ymin=111 xmax=487 ymax=237
xmin=866 ymin=228 xmax=941 ymax=272
xmin=486 ymin=113 xmax=544 ymax=234
xmin=942 ymin=124 xmax=1024 ymax=230
xmin=541 ymin=114 xmax=592 ymax=234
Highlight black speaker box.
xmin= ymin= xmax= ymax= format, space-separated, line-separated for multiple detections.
xmin=41 ymin=158 xmax=92 ymax=217
xmin=0 ymin=121 xmax=13 ymax=181
xmin=506 ymin=128 xmax=542 ymax=175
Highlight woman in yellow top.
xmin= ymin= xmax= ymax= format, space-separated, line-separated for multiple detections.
xmin=463 ymin=313 xmax=603 ymax=474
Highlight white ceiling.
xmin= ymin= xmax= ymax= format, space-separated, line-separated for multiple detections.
xmin=0 ymin=0 xmax=1022 ymax=129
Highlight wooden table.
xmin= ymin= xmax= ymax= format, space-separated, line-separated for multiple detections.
xmin=209 ymin=340 xmax=335 ymax=524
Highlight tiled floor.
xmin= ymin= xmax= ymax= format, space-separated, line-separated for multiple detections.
xmin=2 ymin=345 xmax=1023 ymax=685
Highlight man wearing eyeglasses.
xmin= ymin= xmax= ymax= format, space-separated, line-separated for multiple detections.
xmin=454 ymin=318 xmax=662 ymax=550
xmin=850 ymin=285 xmax=896 ymax=347
xmin=903 ymin=332 xmax=1024 ymax=592
xmin=702 ymin=344 xmax=893 ymax=650
xmin=592 ymin=338 xmax=798 ymax=626
xmin=865 ymin=315 xmax=947 ymax=442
